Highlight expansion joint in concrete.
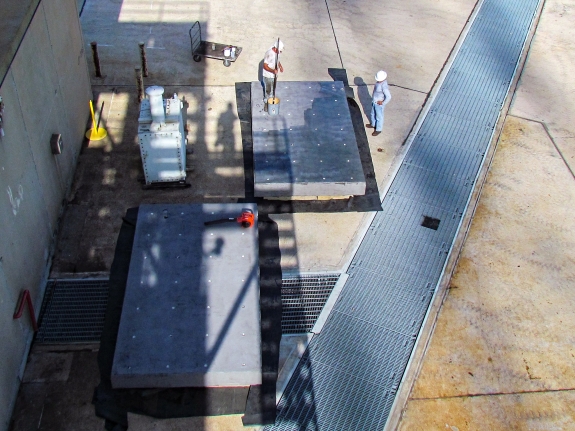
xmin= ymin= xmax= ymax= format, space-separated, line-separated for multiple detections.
xmin=410 ymin=387 xmax=575 ymax=401
xmin=324 ymin=0 xmax=344 ymax=69
xmin=508 ymin=114 xmax=575 ymax=181
xmin=388 ymin=84 xmax=427 ymax=95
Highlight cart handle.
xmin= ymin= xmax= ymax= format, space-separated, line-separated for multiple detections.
xmin=189 ymin=21 xmax=202 ymax=55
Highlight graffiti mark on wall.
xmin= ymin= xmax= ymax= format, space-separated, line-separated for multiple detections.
xmin=7 ymin=185 xmax=24 ymax=216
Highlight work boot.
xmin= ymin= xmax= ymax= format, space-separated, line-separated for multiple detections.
xmin=365 ymin=123 xmax=374 ymax=129
xmin=372 ymin=131 xmax=381 ymax=137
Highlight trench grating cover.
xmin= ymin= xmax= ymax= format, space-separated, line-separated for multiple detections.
xmin=36 ymin=279 xmax=109 ymax=343
xmin=266 ymin=0 xmax=542 ymax=429
xmin=281 ymin=274 xmax=340 ymax=334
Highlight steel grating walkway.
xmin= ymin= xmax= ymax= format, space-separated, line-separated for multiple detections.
xmin=266 ymin=0 xmax=542 ymax=429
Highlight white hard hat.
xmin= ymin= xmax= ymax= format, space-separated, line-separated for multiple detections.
xmin=273 ymin=39 xmax=284 ymax=52
xmin=375 ymin=70 xmax=387 ymax=81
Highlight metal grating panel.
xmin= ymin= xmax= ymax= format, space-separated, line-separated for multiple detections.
xmin=281 ymin=274 xmax=340 ymax=334
xmin=36 ymin=279 xmax=109 ymax=343
xmin=266 ymin=0 xmax=542 ymax=429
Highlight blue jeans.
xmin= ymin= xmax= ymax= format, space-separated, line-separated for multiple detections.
xmin=370 ymin=102 xmax=384 ymax=132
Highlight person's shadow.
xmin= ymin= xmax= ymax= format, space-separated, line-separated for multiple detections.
xmin=215 ymin=102 xmax=237 ymax=153
xmin=354 ymin=77 xmax=372 ymax=120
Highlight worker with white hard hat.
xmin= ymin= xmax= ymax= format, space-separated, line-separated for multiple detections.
xmin=366 ymin=70 xmax=391 ymax=136
xmin=262 ymin=39 xmax=284 ymax=102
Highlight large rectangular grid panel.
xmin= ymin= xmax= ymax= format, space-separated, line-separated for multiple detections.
xmin=250 ymin=81 xmax=365 ymax=197
xmin=37 ymin=279 xmax=109 ymax=343
xmin=281 ymin=274 xmax=340 ymax=334
xmin=266 ymin=0 xmax=541 ymax=429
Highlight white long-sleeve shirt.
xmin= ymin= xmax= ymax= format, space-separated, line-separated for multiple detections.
xmin=372 ymin=80 xmax=391 ymax=105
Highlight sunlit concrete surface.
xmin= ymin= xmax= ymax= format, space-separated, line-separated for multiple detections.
xmin=511 ymin=0 xmax=575 ymax=171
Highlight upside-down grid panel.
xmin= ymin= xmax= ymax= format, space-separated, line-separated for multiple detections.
xmin=36 ymin=279 xmax=109 ymax=343
xmin=266 ymin=0 xmax=542 ymax=429
xmin=281 ymin=274 xmax=340 ymax=334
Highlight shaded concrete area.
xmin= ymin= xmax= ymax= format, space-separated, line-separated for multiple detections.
xmin=10 ymin=350 xmax=103 ymax=431
xmin=0 ymin=0 xmax=41 ymax=83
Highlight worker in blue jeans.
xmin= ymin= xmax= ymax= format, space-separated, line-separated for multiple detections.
xmin=366 ymin=70 xmax=391 ymax=137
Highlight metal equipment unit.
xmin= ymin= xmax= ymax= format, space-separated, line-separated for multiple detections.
xmin=138 ymin=86 xmax=187 ymax=186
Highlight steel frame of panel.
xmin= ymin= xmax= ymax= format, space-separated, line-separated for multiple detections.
xmin=266 ymin=0 xmax=542 ymax=429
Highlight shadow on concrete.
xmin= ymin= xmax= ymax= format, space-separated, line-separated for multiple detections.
xmin=215 ymin=102 xmax=237 ymax=154
xmin=354 ymin=76 xmax=373 ymax=120
xmin=49 ymin=4 xmax=260 ymax=428
xmin=242 ymin=214 xmax=283 ymax=426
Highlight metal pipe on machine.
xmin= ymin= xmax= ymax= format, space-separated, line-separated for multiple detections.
xmin=138 ymin=42 xmax=149 ymax=77
xmin=146 ymin=86 xmax=166 ymax=127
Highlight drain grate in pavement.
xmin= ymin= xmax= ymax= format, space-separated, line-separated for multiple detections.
xmin=36 ymin=279 xmax=109 ymax=344
xmin=281 ymin=274 xmax=340 ymax=334
xmin=421 ymin=215 xmax=441 ymax=230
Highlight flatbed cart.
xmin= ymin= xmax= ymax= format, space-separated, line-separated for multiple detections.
xmin=189 ymin=21 xmax=242 ymax=67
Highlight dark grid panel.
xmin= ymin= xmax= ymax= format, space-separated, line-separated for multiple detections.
xmin=36 ymin=279 xmax=109 ymax=343
xmin=281 ymin=274 xmax=340 ymax=334
xmin=266 ymin=0 xmax=542 ymax=429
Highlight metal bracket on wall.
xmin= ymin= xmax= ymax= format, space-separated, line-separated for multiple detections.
xmin=13 ymin=290 xmax=38 ymax=332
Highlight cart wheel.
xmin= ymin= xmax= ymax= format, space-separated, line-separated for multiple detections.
xmin=223 ymin=59 xmax=231 ymax=67
xmin=193 ymin=55 xmax=202 ymax=62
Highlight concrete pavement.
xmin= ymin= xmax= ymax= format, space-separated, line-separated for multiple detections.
xmin=9 ymin=0 xmax=575 ymax=429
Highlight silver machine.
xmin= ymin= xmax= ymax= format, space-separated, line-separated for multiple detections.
xmin=138 ymin=86 xmax=187 ymax=186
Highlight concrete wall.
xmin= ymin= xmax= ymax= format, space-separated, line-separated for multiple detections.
xmin=0 ymin=0 xmax=91 ymax=428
